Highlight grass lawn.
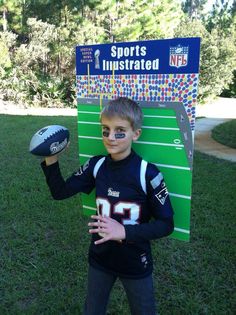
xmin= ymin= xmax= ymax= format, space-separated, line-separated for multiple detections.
xmin=212 ymin=119 xmax=236 ymax=149
xmin=0 ymin=114 xmax=235 ymax=315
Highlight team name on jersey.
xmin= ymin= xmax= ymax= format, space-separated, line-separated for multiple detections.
xmin=108 ymin=187 xmax=120 ymax=198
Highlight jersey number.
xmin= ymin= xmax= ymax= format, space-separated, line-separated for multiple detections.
xmin=96 ymin=198 xmax=140 ymax=225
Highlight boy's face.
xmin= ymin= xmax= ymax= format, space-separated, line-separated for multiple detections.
xmin=101 ymin=115 xmax=141 ymax=161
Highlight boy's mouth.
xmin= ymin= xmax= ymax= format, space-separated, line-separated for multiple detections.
xmin=106 ymin=143 xmax=118 ymax=149
xmin=106 ymin=144 xmax=117 ymax=148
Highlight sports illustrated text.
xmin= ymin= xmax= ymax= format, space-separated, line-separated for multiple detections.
xmin=76 ymin=39 xmax=200 ymax=75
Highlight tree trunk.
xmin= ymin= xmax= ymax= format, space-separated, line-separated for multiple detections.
xmin=2 ymin=7 xmax=8 ymax=31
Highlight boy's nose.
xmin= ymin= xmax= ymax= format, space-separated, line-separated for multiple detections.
xmin=108 ymin=131 xmax=116 ymax=140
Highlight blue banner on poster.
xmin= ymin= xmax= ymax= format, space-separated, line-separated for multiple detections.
xmin=76 ymin=38 xmax=200 ymax=75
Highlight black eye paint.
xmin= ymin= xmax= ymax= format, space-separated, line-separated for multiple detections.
xmin=115 ymin=133 xmax=126 ymax=139
xmin=102 ymin=131 xmax=126 ymax=139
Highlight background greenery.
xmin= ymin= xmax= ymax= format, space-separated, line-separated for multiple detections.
xmin=0 ymin=0 xmax=236 ymax=107
xmin=0 ymin=1 xmax=236 ymax=314
xmin=0 ymin=114 xmax=235 ymax=315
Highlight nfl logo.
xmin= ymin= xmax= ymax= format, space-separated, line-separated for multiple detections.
xmin=169 ymin=45 xmax=189 ymax=68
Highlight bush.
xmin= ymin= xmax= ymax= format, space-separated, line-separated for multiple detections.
xmin=0 ymin=19 xmax=76 ymax=107
xmin=221 ymin=70 xmax=236 ymax=98
xmin=0 ymin=31 xmax=17 ymax=77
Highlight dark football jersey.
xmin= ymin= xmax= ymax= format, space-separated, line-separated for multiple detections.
xmin=41 ymin=150 xmax=174 ymax=278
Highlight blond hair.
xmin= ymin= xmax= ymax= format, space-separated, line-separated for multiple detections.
xmin=101 ymin=97 xmax=143 ymax=130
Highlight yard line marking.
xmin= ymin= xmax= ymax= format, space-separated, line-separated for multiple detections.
xmin=169 ymin=193 xmax=191 ymax=200
xmin=78 ymin=121 xmax=100 ymax=125
xmin=142 ymin=125 xmax=179 ymax=131
xmin=80 ymin=154 xmax=93 ymax=158
xmin=78 ymin=112 xmax=175 ymax=119
xmin=78 ymin=111 xmax=100 ymax=115
xmin=144 ymin=115 xmax=176 ymax=119
xmin=83 ymin=205 xmax=97 ymax=211
xmin=135 ymin=140 xmax=184 ymax=148
xmin=155 ymin=163 xmax=190 ymax=171
xmin=174 ymin=227 xmax=190 ymax=234
xmin=79 ymin=135 xmax=102 ymax=140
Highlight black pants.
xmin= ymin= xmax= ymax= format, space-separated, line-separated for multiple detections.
xmin=83 ymin=265 xmax=157 ymax=315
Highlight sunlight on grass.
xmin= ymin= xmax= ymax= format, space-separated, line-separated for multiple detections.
xmin=212 ymin=119 xmax=236 ymax=149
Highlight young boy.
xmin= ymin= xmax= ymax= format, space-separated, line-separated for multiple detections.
xmin=41 ymin=97 xmax=174 ymax=315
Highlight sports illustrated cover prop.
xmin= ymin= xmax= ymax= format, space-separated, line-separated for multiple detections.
xmin=76 ymin=38 xmax=201 ymax=241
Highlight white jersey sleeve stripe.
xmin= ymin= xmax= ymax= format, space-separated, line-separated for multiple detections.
xmin=140 ymin=160 xmax=148 ymax=194
xmin=93 ymin=157 xmax=106 ymax=178
xmin=150 ymin=173 xmax=164 ymax=190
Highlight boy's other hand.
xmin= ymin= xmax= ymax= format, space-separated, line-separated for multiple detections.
xmin=88 ymin=215 xmax=126 ymax=245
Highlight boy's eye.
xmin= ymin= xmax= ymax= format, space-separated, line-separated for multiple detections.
xmin=102 ymin=131 xmax=109 ymax=137
xmin=116 ymin=128 xmax=125 ymax=133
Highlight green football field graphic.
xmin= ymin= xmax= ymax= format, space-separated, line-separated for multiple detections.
xmin=78 ymin=99 xmax=192 ymax=241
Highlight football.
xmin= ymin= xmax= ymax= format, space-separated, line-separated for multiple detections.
xmin=29 ymin=125 xmax=70 ymax=156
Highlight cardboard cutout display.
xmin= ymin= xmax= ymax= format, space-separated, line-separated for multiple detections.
xmin=76 ymin=38 xmax=201 ymax=241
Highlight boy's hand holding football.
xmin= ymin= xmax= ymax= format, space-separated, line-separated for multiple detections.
xmin=45 ymin=141 xmax=70 ymax=165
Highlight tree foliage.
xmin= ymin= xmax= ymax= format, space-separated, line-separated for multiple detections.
xmin=182 ymin=0 xmax=207 ymax=20
xmin=205 ymin=0 xmax=236 ymax=97
xmin=174 ymin=17 xmax=236 ymax=102
xmin=206 ymin=0 xmax=235 ymax=33
xmin=0 ymin=0 xmax=235 ymax=107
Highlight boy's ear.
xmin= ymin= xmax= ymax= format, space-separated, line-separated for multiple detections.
xmin=133 ymin=129 xmax=141 ymax=141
